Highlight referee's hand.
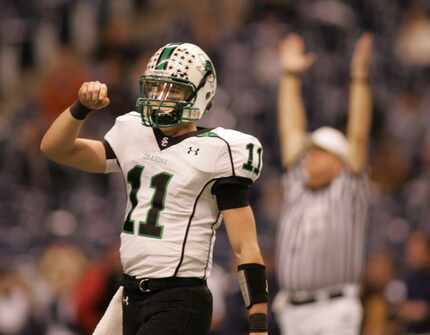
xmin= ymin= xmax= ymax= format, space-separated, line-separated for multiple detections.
xmin=78 ymin=81 xmax=110 ymax=110
xmin=279 ymin=33 xmax=315 ymax=74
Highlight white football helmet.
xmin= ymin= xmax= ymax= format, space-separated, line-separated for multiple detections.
xmin=136 ymin=42 xmax=217 ymax=128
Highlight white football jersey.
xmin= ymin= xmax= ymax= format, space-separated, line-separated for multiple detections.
xmin=104 ymin=112 xmax=262 ymax=279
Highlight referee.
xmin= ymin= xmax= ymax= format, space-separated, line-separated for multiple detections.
xmin=274 ymin=33 xmax=373 ymax=335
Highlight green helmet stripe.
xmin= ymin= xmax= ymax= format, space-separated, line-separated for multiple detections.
xmin=155 ymin=43 xmax=181 ymax=70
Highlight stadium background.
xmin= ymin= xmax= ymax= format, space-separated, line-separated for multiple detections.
xmin=1 ymin=0 xmax=430 ymax=334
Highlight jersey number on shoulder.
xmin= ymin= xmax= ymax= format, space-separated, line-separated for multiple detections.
xmin=242 ymin=143 xmax=262 ymax=175
xmin=123 ymin=165 xmax=172 ymax=239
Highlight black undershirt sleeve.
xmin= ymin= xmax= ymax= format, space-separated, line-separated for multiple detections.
xmin=211 ymin=177 xmax=253 ymax=210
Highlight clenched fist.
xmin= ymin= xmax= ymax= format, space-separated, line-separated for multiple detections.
xmin=79 ymin=81 xmax=110 ymax=110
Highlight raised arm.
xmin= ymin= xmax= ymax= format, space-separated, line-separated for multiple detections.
xmin=223 ymin=206 xmax=268 ymax=335
xmin=346 ymin=33 xmax=373 ymax=174
xmin=278 ymin=34 xmax=315 ymax=168
xmin=40 ymin=81 xmax=110 ymax=173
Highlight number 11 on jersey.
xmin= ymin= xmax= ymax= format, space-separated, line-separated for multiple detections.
xmin=123 ymin=165 xmax=172 ymax=239
xmin=242 ymin=143 xmax=262 ymax=175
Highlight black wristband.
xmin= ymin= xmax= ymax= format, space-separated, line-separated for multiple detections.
xmin=238 ymin=263 xmax=268 ymax=309
xmin=249 ymin=313 xmax=267 ymax=333
xmin=69 ymin=100 xmax=92 ymax=120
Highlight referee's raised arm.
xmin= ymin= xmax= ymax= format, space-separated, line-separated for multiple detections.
xmin=278 ymin=34 xmax=315 ymax=169
xmin=274 ymin=34 xmax=371 ymax=335
xmin=346 ymin=33 xmax=374 ymax=174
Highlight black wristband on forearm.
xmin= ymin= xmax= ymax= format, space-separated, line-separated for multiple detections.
xmin=238 ymin=263 xmax=268 ymax=309
xmin=249 ymin=313 xmax=268 ymax=333
xmin=69 ymin=100 xmax=92 ymax=120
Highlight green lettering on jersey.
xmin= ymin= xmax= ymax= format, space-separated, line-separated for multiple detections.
xmin=123 ymin=165 xmax=144 ymax=234
xmin=123 ymin=166 xmax=173 ymax=239
xmin=242 ymin=143 xmax=262 ymax=175
xmin=138 ymin=172 xmax=172 ymax=239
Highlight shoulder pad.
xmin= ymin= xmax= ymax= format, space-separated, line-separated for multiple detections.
xmin=179 ymin=134 xmax=224 ymax=173
xmin=210 ymin=128 xmax=263 ymax=182
xmin=114 ymin=111 xmax=141 ymax=123
xmin=104 ymin=111 xmax=148 ymax=163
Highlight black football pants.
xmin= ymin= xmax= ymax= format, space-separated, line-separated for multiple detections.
xmin=122 ymin=284 xmax=212 ymax=335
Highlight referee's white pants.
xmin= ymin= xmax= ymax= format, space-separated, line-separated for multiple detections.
xmin=274 ymin=289 xmax=362 ymax=335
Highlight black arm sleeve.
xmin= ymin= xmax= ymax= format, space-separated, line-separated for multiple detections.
xmin=211 ymin=177 xmax=252 ymax=210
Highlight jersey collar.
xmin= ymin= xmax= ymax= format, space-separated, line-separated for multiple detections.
xmin=153 ymin=127 xmax=212 ymax=150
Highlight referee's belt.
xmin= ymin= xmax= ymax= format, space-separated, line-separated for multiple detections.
xmin=285 ymin=285 xmax=358 ymax=306
xmin=286 ymin=290 xmax=344 ymax=305
xmin=122 ymin=274 xmax=206 ymax=293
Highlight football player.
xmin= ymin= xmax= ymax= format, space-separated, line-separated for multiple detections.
xmin=41 ymin=43 xmax=268 ymax=335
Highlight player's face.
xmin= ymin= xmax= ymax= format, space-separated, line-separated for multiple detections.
xmin=144 ymin=80 xmax=192 ymax=103
xmin=142 ymin=80 xmax=193 ymax=124
xmin=303 ymin=148 xmax=344 ymax=189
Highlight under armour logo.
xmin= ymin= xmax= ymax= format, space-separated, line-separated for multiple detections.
xmin=123 ymin=295 xmax=129 ymax=306
xmin=187 ymin=146 xmax=199 ymax=155
xmin=161 ymin=137 xmax=169 ymax=147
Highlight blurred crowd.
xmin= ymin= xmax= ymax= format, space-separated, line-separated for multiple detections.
xmin=1 ymin=0 xmax=430 ymax=334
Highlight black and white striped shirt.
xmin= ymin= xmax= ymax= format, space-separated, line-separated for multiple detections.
xmin=276 ymin=163 xmax=368 ymax=292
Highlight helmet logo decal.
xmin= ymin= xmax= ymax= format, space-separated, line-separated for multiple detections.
xmin=156 ymin=59 xmax=170 ymax=70
xmin=196 ymin=54 xmax=209 ymax=74
xmin=155 ymin=44 xmax=180 ymax=70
